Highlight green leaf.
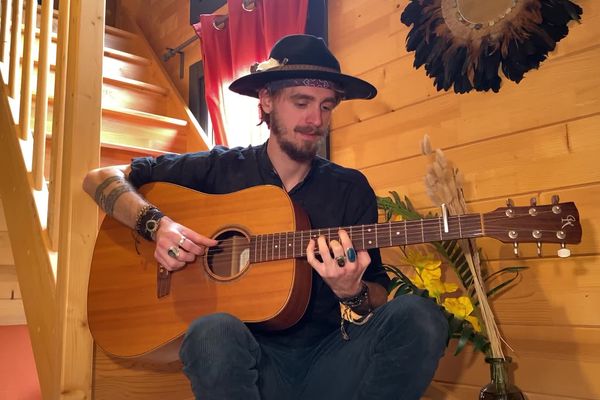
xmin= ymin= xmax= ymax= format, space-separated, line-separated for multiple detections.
xmin=455 ymin=324 xmax=473 ymax=355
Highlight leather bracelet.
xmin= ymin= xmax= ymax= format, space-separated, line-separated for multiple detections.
xmin=135 ymin=206 xmax=164 ymax=241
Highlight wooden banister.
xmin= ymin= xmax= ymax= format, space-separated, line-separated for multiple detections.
xmin=1 ymin=0 xmax=103 ymax=398
xmin=54 ymin=1 xmax=103 ymax=398
xmin=0 ymin=0 xmax=9 ymax=62
xmin=18 ymin=0 xmax=35 ymax=140
xmin=32 ymin=0 xmax=53 ymax=190
xmin=47 ymin=0 xmax=69 ymax=250
xmin=7 ymin=0 xmax=21 ymax=98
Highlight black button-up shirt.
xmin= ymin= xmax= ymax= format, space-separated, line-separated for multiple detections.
xmin=129 ymin=141 xmax=389 ymax=346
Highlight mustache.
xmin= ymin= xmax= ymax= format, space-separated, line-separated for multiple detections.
xmin=294 ymin=125 xmax=326 ymax=136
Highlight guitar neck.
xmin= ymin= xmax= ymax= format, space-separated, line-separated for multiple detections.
xmin=250 ymin=214 xmax=483 ymax=263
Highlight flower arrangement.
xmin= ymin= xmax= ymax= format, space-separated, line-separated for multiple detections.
xmin=378 ymin=135 xmax=527 ymax=356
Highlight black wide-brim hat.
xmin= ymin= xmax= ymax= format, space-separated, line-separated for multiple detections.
xmin=229 ymin=34 xmax=377 ymax=100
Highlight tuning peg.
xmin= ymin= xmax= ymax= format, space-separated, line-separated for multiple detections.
xmin=557 ymin=243 xmax=571 ymax=258
xmin=537 ymin=242 xmax=542 ymax=257
xmin=506 ymin=198 xmax=514 ymax=207
xmin=513 ymin=242 xmax=519 ymax=257
xmin=552 ymin=195 xmax=560 ymax=205
xmin=530 ymin=197 xmax=537 ymax=206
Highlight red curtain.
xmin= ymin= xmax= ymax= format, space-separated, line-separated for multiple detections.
xmin=194 ymin=0 xmax=309 ymax=147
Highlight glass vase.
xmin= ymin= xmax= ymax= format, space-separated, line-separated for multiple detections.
xmin=479 ymin=357 xmax=525 ymax=400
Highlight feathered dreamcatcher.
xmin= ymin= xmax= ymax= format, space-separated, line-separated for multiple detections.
xmin=400 ymin=0 xmax=583 ymax=93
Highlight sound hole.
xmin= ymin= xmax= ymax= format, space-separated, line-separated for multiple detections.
xmin=207 ymin=229 xmax=250 ymax=279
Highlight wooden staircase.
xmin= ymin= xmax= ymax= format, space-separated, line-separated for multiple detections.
xmin=27 ymin=11 xmax=209 ymax=171
xmin=0 ymin=1 xmax=208 ymax=398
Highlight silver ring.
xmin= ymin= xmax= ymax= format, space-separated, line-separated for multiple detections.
xmin=335 ymin=255 xmax=346 ymax=268
xmin=167 ymin=246 xmax=180 ymax=259
xmin=178 ymin=235 xmax=187 ymax=247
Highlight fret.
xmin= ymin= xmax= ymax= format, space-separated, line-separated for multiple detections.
xmin=259 ymin=234 xmax=263 ymax=262
xmin=458 ymin=215 xmax=462 ymax=237
xmin=404 ymin=221 xmax=408 ymax=245
xmin=361 ymin=225 xmax=365 ymax=249
xmin=420 ymin=219 xmax=425 ymax=243
xmin=293 ymin=231 xmax=297 ymax=257
xmin=277 ymin=232 xmax=281 ymax=260
xmin=438 ymin=216 xmax=443 ymax=240
xmin=388 ymin=222 xmax=392 ymax=247
xmin=374 ymin=225 xmax=378 ymax=248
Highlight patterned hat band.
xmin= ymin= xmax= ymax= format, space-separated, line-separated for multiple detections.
xmin=266 ymin=78 xmax=343 ymax=93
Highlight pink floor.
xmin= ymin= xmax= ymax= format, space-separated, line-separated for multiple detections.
xmin=0 ymin=325 xmax=41 ymax=400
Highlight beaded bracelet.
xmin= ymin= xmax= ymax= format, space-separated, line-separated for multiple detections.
xmin=337 ymin=281 xmax=369 ymax=308
xmin=135 ymin=205 xmax=164 ymax=241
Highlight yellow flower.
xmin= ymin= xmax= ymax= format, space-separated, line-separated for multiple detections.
xmin=412 ymin=268 xmax=458 ymax=302
xmin=406 ymin=250 xmax=457 ymax=302
xmin=405 ymin=249 xmax=441 ymax=271
xmin=443 ymin=296 xmax=481 ymax=332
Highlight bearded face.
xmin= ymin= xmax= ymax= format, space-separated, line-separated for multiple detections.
xmin=269 ymin=106 xmax=328 ymax=162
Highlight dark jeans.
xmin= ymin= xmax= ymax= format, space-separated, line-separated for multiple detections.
xmin=179 ymin=295 xmax=448 ymax=400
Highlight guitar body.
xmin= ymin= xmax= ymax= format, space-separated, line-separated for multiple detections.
xmin=87 ymin=183 xmax=312 ymax=360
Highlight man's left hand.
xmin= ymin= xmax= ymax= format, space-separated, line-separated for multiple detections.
xmin=306 ymin=229 xmax=371 ymax=298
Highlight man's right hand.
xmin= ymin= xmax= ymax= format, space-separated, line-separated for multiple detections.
xmin=154 ymin=216 xmax=218 ymax=271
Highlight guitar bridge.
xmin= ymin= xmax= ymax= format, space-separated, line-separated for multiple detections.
xmin=157 ymin=265 xmax=171 ymax=298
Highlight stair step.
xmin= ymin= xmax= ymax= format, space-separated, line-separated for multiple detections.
xmin=33 ymin=91 xmax=187 ymax=129
xmin=102 ymin=105 xmax=187 ymax=127
xmin=31 ymin=30 xmax=151 ymax=66
xmin=27 ymin=61 xmax=169 ymax=115
xmin=33 ymin=59 xmax=162 ymax=92
xmin=103 ymin=48 xmax=151 ymax=66
xmin=101 ymin=117 xmax=186 ymax=154
xmin=43 ymin=135 xmax=176 ymax=176
xmin=28 ymin=20 xmax=140 ymax=55
xmin=105 ymin=25 xmax=138 ymax=41
xmin=36 ymin=100 xmax=186 ymax=155
xmin=103 ymin=75 xmax=168 ymax=96
xmin=100 ymin=142 xmax=173 ymax=166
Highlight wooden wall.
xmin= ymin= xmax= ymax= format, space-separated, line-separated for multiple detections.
xmin=329 ymin=0 xmax=600 ymax=398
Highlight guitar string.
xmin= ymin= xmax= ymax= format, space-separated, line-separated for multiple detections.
xmin=202 ymin=215 xmax=574 ymax=255
xmin=204 ymin=216 xmax=572 ymax=248
xmin=199 ymin=209 xmax=577 ymax=257
xmin=204 ymin=228 xmax=570 ymax=259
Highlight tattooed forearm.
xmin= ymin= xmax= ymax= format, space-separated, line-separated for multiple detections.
xmin=94 ymin=175 xmax=122 ymax=206
xmin=95 ymin=176 xmax=135 ymax=216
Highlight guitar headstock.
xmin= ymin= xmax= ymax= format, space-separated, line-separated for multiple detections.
xmin=483 ymin=197 xmax=582 ymax=257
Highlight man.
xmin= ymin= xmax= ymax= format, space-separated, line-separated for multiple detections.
xmin=83 ymin=34 xmax=447 ymax=400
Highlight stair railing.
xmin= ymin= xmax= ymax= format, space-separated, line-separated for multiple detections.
xmin=0 ymin=0 xmax=105 ymax=399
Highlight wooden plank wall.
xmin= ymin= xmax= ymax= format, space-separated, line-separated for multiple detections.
xmin=329 ymin=0 xmax=600 ymax=398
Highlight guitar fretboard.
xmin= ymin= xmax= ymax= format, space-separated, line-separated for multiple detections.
xmin=250 ymin=214 xmax=483 ymax=263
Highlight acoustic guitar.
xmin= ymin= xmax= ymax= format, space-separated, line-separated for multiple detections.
xmin=87 ymin=182 xmax=582 ymax=360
